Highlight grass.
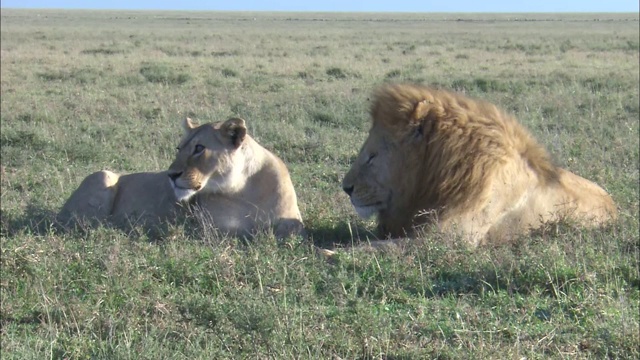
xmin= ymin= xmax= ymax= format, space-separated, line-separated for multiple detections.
xmin=1 ymin=9 xmax=639 ymax=359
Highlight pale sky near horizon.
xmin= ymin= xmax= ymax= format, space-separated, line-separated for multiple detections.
xmin=1 ymin=0 xmax=638 ymax=13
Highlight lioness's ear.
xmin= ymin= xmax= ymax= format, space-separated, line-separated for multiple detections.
xmin=182 ymin=117 xmax=197 ymax=132
xmin=222 ymin=117 xmax=247 ymax=148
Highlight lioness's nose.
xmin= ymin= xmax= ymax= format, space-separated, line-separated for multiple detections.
xmin=168 ymin=171 xmax=182 ymax=181
xmin=343 ymin=185 xmax=354 ymax=196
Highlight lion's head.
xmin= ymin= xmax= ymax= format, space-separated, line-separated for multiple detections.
xmin=341 ymin=125 xmax=394 ymax=219
xmin=342 ymin=85 xmax=435 ymax=236
xmin=168 ymin=117 xmax=248 ymax=202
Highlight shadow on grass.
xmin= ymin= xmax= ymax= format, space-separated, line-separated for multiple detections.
xmin=1 ymin=200 xmax=353 ymax=247
xmin=306 ymin=219 xmax=378 ymax=249
xmin=0 ymin=202 xmax=187 ymax=242
xmin=0 ymin=203 xmax=57 ymax=238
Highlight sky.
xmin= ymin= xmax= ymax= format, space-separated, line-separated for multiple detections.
xmin=1 ymin=0 xmax=638 ymax=13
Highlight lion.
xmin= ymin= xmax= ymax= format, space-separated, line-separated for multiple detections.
xmin=342 ymin=83 xmax=617 ymax=246
xmin=57 ymin=170 xmax=183 ymax=231
xmin=167 ymin=117 xmax=305 ymax=239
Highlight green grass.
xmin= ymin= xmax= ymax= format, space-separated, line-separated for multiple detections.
xmin=1 ymin=9 xmax=639 ymax=359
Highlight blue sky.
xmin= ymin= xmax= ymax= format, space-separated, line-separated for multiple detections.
xmin=1 ymin=0 xmax=638 ymax=12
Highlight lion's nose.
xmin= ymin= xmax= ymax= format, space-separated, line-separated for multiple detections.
xmin=343 ymin=185 xmax=354 ymax=196
xmin=168 ymin=171 xmax=182 ymax=182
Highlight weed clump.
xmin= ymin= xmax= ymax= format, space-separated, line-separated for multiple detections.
xmin=139 ymin=63 xmax=190 ymax=85
xmin=326 ymin=67 xmax=347 ymax=79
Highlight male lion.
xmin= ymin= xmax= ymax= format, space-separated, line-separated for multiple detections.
xmin=342 ymin=83 xmax=617 ymax=245
xmin=57 ymin=170 xmax=183 ymax=231
xmin=167 ymin=117 xmax=304 ymax=239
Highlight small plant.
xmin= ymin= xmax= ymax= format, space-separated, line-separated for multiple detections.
xmin=211 ymin=50 xmax=237 ymax=57
xmin=385 ymin=69 xmax=401 ymax=79
xmin=37 ymin=68 xmax=99 ymax=83
xmin=311 ymin=111 xmax=338 ymax=127
xmin=221 ymin=68 xmax=238 ymax=78
xmin=80 ymin=47 xmax=126 ymax=55
xmin=139 ymin=63 xmax=190 ymax=84
xmin=402 ymin=44 xmax=416 ymax=54
xmin=326 ymin=67 xmax=347 ymax=79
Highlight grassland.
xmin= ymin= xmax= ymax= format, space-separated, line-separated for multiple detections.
xmin=1 ymin=9 xmax=639 ymax=359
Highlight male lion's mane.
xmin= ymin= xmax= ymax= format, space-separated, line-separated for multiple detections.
xmin=371 ymin=83 xmax=559 ymax=216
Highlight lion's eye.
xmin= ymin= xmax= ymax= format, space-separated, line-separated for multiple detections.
xmin=193 ymin=144 xmax=205 ymax=155
xmin=366 ymin=153 xmax=376 ymax=165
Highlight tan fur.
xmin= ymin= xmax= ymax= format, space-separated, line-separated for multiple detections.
xmin=57 ymin=170 xmax=183 ymax=230
xmin=167 ymin=117 xmax=304 ymax=239
xmin=342 ymin=83 xmax=617 ymax=245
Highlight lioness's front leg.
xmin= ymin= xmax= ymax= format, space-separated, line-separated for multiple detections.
xmin=274 ymin=218 xmax=306 ymax=239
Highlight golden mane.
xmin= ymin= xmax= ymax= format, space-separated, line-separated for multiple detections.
xmin=370 ymin=83 xmax=558 ymax=212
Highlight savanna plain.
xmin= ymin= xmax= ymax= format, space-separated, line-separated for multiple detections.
xmin=1 ymin=9 xmax=638 ymax=359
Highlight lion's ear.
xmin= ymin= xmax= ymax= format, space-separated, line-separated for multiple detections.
xmin=182 ymin=117 xmax=197 ymax=132
xmin=410 ymin=100 xmax=429 ymax=124
xmin=222 ymin=117 xmax=247 ymax=148
xmin=410 ymin=100 xmax=429 ymax=139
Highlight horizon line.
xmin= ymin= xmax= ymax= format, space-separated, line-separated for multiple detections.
xmin=1 ymin=7 xmax=639 ymax=14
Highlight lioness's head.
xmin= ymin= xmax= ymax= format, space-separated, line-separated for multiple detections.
xmin=168 ymin=117 xmax=248 ymax=202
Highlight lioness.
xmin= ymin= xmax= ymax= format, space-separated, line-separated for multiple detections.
xmin=342 ymin=83 xmax=617 ymax=245
xmin=57 ymin=170 xmax=183 ymax=230
xmin=167 ymin=117 xmax=304 ymax=239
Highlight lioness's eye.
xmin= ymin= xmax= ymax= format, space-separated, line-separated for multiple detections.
xmin=193 ymin=144 xmax=205 ymax=155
